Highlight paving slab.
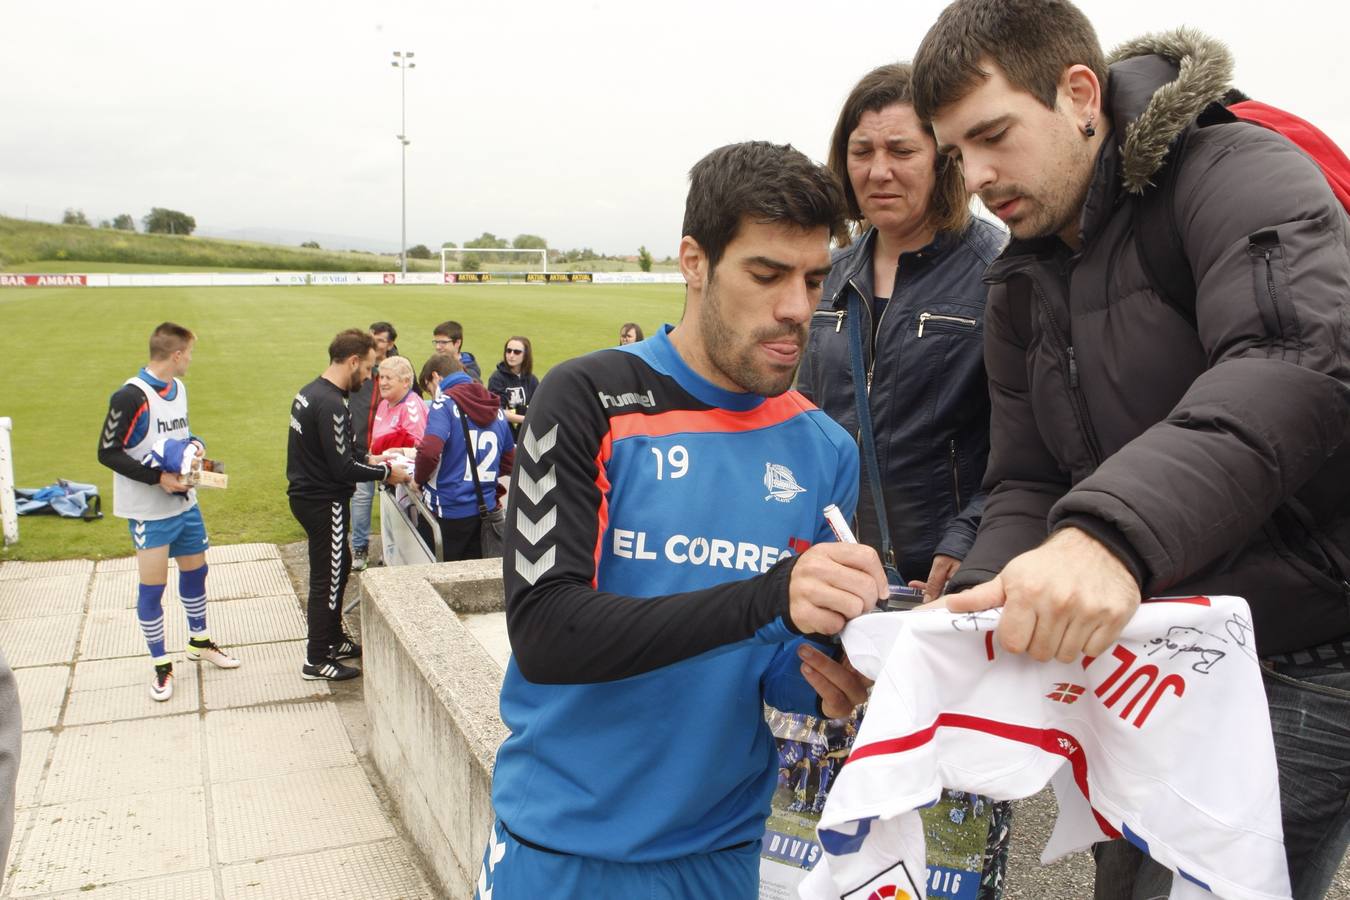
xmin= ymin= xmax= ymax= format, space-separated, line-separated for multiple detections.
xmin=206 ymin=594 xmax=306 ymax=645
xmin=211 ymin=766 xmax=394 ymax=864
xmin=203 ymin=559 xmax=295 ymax=601
xmin=0 ymin=575 xmax=88 ymax=620
xmin=0 ymin=542 xmax=439 ymax=900
xmin=93 ymin=557 xmax=141 ymax=574
xmin=206 ymin=543 xmax=280 ymax=565
xmin=88 ymin=560 xmax=290 ymax=612
xmin=0 ymin=560 xmax=94 ymax=582
xmin=201 ymin=640 xmax=329 ymax=710
xmin=41 ymin=869 xmax=216 ymax=899
xmin=14 ymin=730 xmax=52 ymax=810
xmin=45 ymin=715 xmax=202 ymax=804
xmin=219 ymin=839 xmax=433 ymax=899
xmin=64 ymin=658 xmax=201 ymax=725
xmin=6 ymin=806 xmax=31 ymax=876
xmin=10 ymin=787 xmax=209 ymax=896
xmin=206 ymin=702 xmax=354 ymax=784
xmin=79 ymin=608 xmax=187 ymax=661
xmin=0 ymin=616 xmax=82 ymax=669
xmin=13 ymin=666 xmax=70 ymax=732
xmin=88 ymin=571 xmax=178 ymax=612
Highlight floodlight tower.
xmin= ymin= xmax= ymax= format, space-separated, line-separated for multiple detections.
xmin=392 ymin=50 xmax=416 ymax=276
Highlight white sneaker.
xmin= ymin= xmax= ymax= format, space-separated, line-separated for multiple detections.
xmin=186 ymin=639 xmax=241 ymax=669
xmin=150 ymin=663 xmax=173 ymax=702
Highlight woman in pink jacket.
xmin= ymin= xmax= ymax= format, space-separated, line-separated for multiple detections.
xmin=368 ymin=356 xmax=426 ymax=455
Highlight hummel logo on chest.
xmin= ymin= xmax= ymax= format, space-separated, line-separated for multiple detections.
xmin=598 ymin=389 xmax=655 ymax=410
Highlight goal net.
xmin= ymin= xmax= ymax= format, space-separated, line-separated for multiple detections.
xmin=440 ymin=246 xmax=548 ymax=278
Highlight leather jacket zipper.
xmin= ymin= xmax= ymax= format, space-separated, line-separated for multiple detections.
xmin=848 ymin=277 xmax=888 ymax=394
xmin=812 ymin=309 xmax=847 ymax=333
xmin=917 ymin=312 xmax=977 ymax=337
xmin=1030 ymin=280 xmax=1103 ymax=466
xmin=949 ymin=439 xmax=961 ymax=515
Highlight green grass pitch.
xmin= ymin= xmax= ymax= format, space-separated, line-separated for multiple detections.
xmin=0 ymin=282 xmax=684 ymax=560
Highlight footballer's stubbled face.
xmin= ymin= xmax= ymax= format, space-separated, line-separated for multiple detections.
xmin=697 ymin=220 xmax=830 ymax=397
xmin=352 ymin=350 xmax=376 ymax=392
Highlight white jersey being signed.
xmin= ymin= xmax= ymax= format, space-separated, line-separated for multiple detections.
xmin=802 ymin=596 xmax=1289 ymax=900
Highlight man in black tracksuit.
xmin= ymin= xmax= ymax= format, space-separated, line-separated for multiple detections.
xmin=286 ymin=328 xmax=410 ymax=681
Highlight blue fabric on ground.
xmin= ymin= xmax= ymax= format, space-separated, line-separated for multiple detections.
xmin=15 ymin=480 xmax=100 ymax=518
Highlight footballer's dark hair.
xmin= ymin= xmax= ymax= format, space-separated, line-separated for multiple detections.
xmin=912 ymin=0 xmax=1107 ymax=120
xmin=682 ymin=141 xmax=846 ymax=272
xmin=369 ymin=320 xmax=398 ymax=342
xmin=149 ymin=322 xmax=195 ymax=360
xmin=328 ymin=328 xmax=376 ymax=363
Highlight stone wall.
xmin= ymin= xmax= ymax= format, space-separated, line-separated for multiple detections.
xmin=361 ymin=559 xmax=508 ymax=900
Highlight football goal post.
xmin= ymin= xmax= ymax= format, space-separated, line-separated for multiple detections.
xmin=440 ymin=247 xmax=548 ymax=278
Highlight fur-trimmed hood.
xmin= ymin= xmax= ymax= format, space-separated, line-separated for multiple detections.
xmin=1107 ymin=28 xmax=1233 ymax=194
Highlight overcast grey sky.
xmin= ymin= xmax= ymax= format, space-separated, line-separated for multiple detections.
xmin=2 ymin=1 xmax=1346 ymax=256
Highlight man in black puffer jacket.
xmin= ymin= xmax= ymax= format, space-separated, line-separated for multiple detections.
xmin=914 ymin=2 xmax=1350 ymax=896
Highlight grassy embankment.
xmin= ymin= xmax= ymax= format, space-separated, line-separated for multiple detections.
xmin=0 ymin=216 xmax=676 ymax=274
xmin=0 ymin=216 xmax=439 ymax=273
xmin=0 ymin=282 xmax=685 ymax=561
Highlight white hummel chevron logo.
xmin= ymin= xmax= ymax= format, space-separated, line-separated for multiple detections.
xmin=514 ymin=507 xmax=556 ymax=545
xmin=515 ymin=466 xmax=556 ymax=505
xmin=476 ymin=824 xmax=506 ymax=899
xmin=514 ymin=547 xmax=556 ymax=585
xmin=101 ymin=410 xmax=124 ymax=449
xmin=521 ymin=423 xmax=557 ymax=462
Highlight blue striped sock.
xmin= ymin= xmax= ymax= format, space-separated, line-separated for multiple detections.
xmin=137 ymin=583 xmax=168 ymax=659
xmin=179 ymin=564 xmax=208 ymax=634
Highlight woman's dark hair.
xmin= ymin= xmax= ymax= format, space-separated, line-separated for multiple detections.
xmin=827 ymin=63 xmax=971 ymax=244
xmin=619 ymin=323 xmax=644 ymax=343
xmin=503 ymin=336 xmax=534 ymax=379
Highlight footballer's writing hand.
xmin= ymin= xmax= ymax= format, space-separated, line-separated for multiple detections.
xmin=788 ymin=542 xmax=888 ymax=636
xmin=947 ymin=527 xmax=1140 ymax=662
xmin=158 ymin=471 xmax=190 ymax=494
xmin=798 ymin=644 xmax=872 ymax=719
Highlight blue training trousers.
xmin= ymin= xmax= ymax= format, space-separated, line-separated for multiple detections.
xmin=474 ymin=819 xmax=760 ymax=900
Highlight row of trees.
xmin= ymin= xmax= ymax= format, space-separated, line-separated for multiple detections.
xmin=62 ymin=207 xmax=196 ymax=235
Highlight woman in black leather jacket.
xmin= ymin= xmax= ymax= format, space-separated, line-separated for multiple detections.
xmin=797 ymin=62 xmax=1005 ymax=601
xmin=794 ymin=63 xmax=1012 ymax=900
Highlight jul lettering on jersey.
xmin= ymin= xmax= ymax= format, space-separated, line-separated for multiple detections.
xmin=610 ymin=528 xmax=794 ymax=574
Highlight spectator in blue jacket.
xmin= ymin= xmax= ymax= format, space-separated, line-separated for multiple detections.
xmin=412 ymin=359 xmax=514 ymax=561
xmin=431 ymin=320 xmax=482 ymax=382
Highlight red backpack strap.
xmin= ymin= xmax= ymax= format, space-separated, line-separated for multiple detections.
xmin=1229 ymin=100 xmax=1350 ymax=213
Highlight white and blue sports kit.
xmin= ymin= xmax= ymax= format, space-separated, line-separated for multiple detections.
xmin=477 ymin=326 xmax=860 ymax=899
xmin=97 ymin=369 xmax=212 ymax=661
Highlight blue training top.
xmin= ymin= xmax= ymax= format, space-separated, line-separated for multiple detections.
xmin=492 ymin=325 xmax=859 ymax=862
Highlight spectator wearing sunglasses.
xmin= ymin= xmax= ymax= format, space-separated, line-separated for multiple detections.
xmin=488 ymin=336 xmax=539 ymax=439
